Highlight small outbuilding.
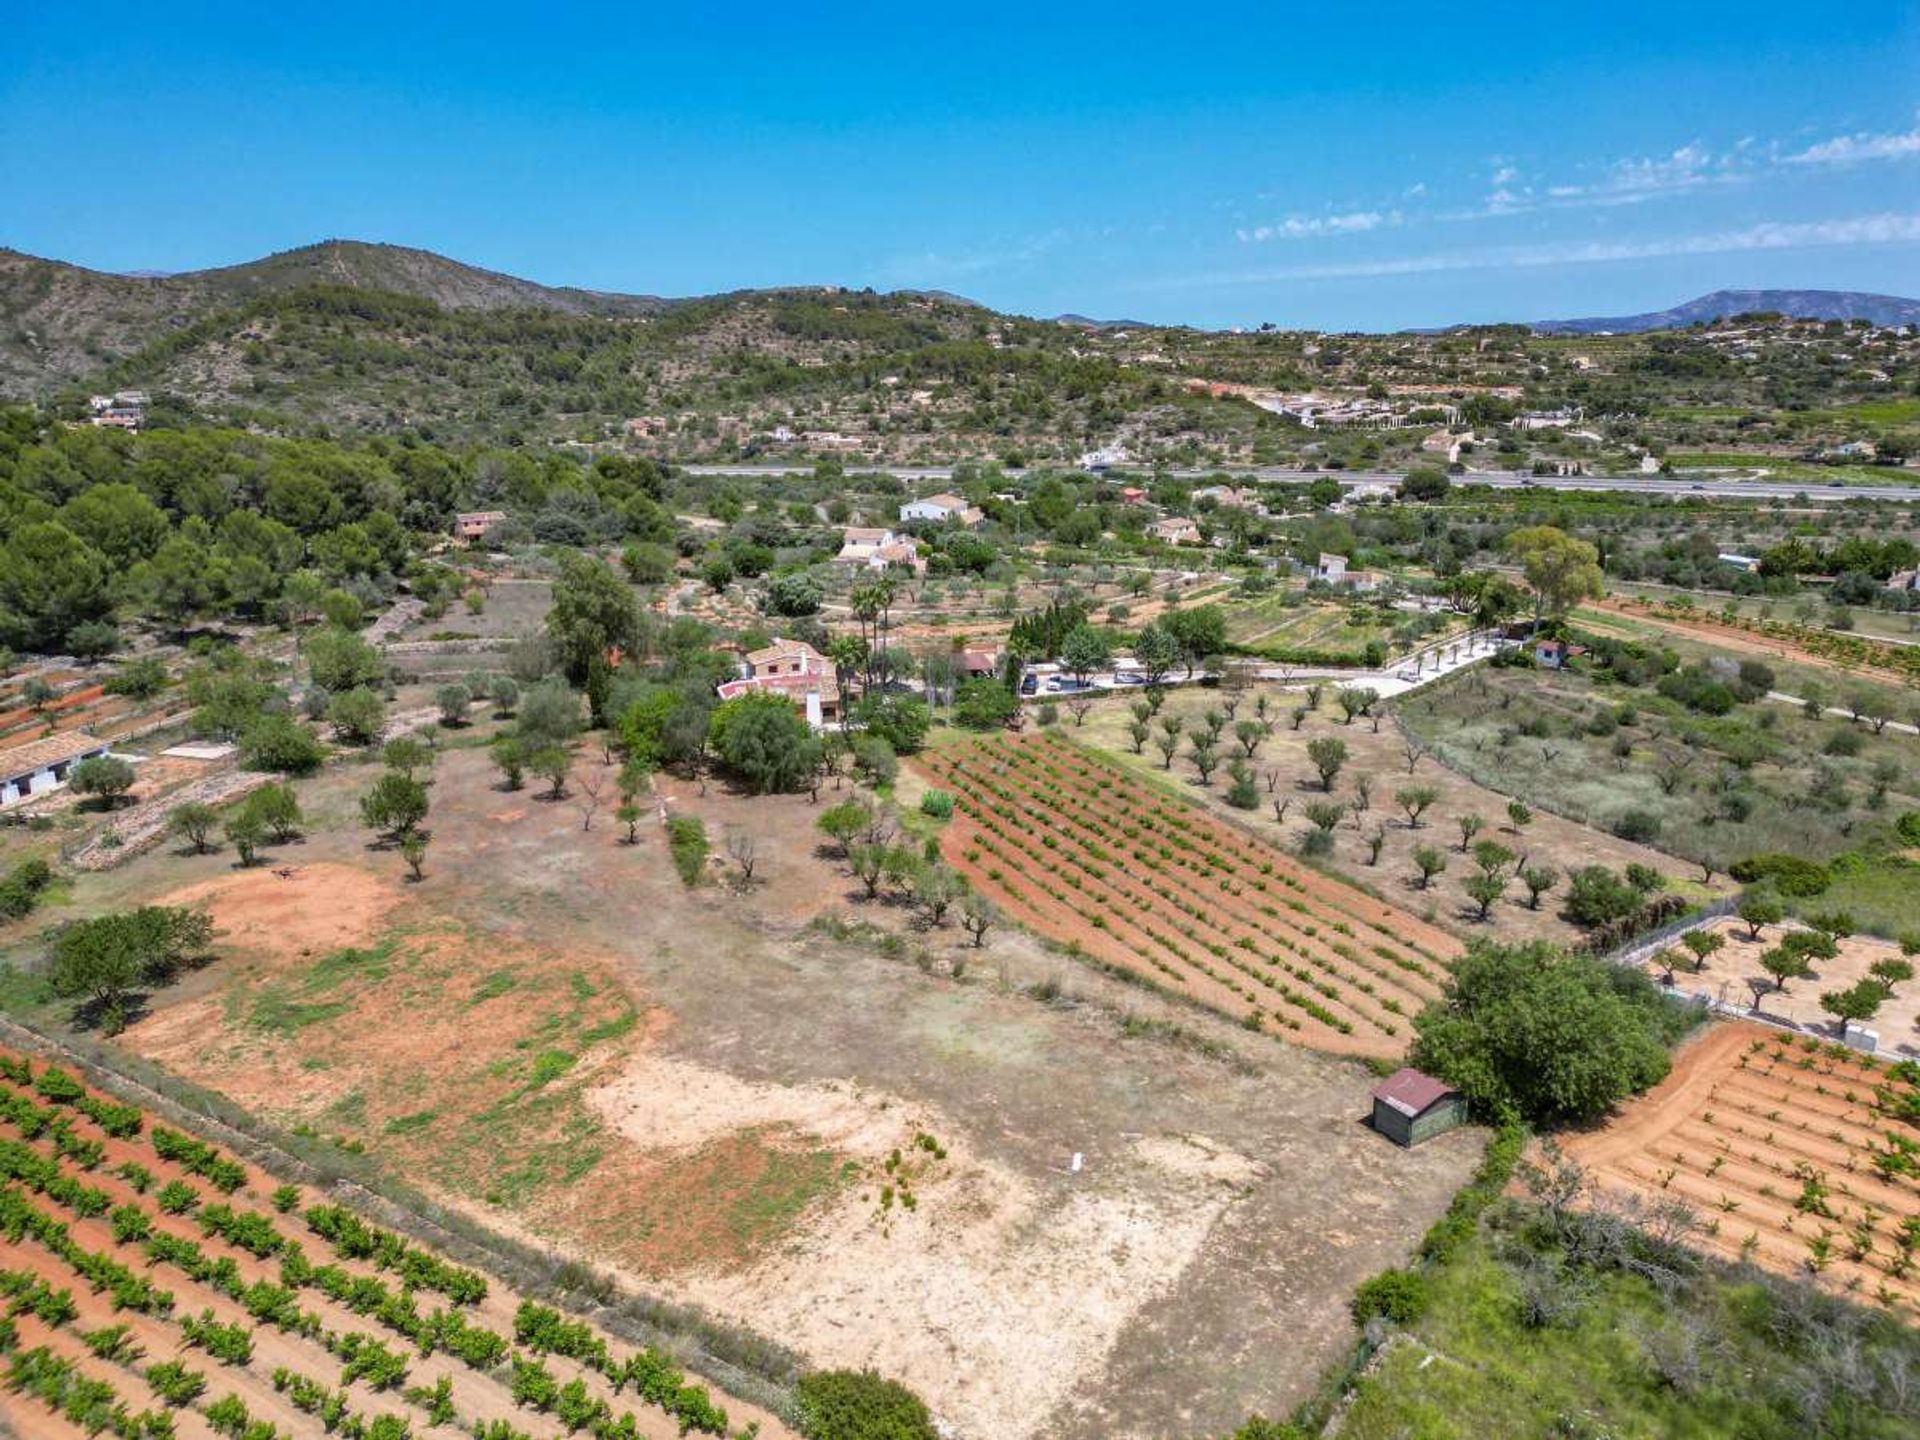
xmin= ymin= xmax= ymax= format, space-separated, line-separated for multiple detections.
xmin=0 ymin=730 xmax=112 ymax=808
xmin=1370 ymin=1067 xmax=1466 ymax=1148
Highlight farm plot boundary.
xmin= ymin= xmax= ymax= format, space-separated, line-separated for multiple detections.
xmin=1562 ymin=1020 xmax=1920 ymax=1318
xmin=915 ymin=731 xmax=1459 ymax=1057
xmin=0 ymin=1017 xmax=800 ymax=1423
xmin=0 ymin=1042 xmax=794 ymax=1440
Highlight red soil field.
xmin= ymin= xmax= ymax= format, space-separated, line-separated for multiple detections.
xmin=0 ymin=1047 xmax=793 ymax=1440
xmin=1562 ymin=1021 xmax=1920 ymax=1316
xmin=914 ymin=730 xmax=1460 ymax=1057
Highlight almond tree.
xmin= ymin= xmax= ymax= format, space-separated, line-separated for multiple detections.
xmin=960 ymin=893 xmax=996 ymax=948
xmin=1306 ymin=736 xmax=1347 ymax=792
xmin=1761 ymin=945 xmax=1812 ymax=993
xmin=1188 ymin=737 xmax=1219 ymax=785
xmin=1397 ymin=785 xmax=1439 ymax=828
xmin=1464 ymin=872 xmax=1505 ymax=921
xmin=1680 ymin=929 xmax=1725 ymax=973
xmin=1154 ymin=716 xmax=1184 ymax=769
xmin=1413 ymin=845 xmax=1447 ymax=889
xmin=1520 ymin=866 xmax=1558 ymax=909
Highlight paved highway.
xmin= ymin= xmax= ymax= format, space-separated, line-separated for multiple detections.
xmin=681 ymin=462 xmax=1920 ymax=503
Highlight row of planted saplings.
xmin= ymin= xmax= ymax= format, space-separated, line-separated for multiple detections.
xmin=932 ymin=746 xmax=1430 ymax=1035
xmin=0 ymin=1053 xmax=740 ymax=1439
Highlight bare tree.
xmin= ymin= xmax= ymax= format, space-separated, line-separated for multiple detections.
xmin=960 ymin=893 xmax=997 ymax=948
xmin=726 ymin=829 xmax=758 ymax=883
xmin=1402 ymin=735 xmax=1426 ymax=773
xmin=574 ymin=765 xmax=608 ymax=832
xmin=1655 ymin=749 xmax=1696 ymax=796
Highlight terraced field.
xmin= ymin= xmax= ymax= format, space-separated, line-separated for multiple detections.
xmin=0 ymin=1048 xmax=784 ymax=1440
xmin=1564 ymin=1022 xmax=1920 ymax=1317
xmin=915 ymin=731 xmax=1459 ymax=1056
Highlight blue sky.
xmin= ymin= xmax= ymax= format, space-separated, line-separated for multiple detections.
xmin=3 ymin=3 xmax=1917 ymax=329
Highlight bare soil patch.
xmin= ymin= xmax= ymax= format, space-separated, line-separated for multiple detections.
xmin=1559 ymin=1020 xmax=1920 ymax=1316
xmin=1651 ymin=917 xmax=1920 ymax=1057
xmin=60 ymin=742 xmax=1483 ymax=1440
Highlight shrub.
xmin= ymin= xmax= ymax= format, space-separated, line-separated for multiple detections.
xmin=240 ymin=714 xmax=325 ymax=775
xmin=667 ymin=817 xmax=709 ymax=886
xmin=918 ymin=789 xmax=953 ymax=820
xmin=1610 ymin=809 xmax=1662 ymax=844
xmin=1563 ymin=867 xmax=1643 ymax=928
xmin=1351 ymin=1267 xmax=1428 ymax=1327
xmin=70 ymin=756 xmax=137 ymax=808
xmin=793 ymin=1369 xmax=937 ymax=1440
xmin=952 ymin=678 xmax=1017 ymax=731
xmin=851 ymin=735 xmax=898 ymax=787
xmin=146 ymin=1360 xmax=207 ymax=1407
xmin=435 ymin=683 xmax=471 ymax=726
xmin=327 ymin=687 xmax=387 ymax=745
xmin=360 ymin=773 xmax=429 ymax=839
xmin=0 ymin=856 xmax=54 ymax=920
xmin=1728 ymin=852 xmax=1831 ymax=897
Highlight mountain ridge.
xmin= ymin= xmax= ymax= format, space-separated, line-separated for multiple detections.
xmin=1530 ymin=288 xmax=1920 ymax=335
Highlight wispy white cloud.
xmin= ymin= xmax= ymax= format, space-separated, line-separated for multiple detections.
xmin=1138 ymin=212 xmax=1920 ymax=290
xmin=880 ymin=228 xmax=1068 ymax=282
xmin=1451 ymin=143 xmax=1730 ymax=220
xmin=1236 ymin=210 xmax=1399 ymax=243
xmin=1783 ymin=123 xmax=1920 ymax=167
xmin=1226 ymin=115 xmax=1920 ymax=247
xmin=1451 ymin=124 xmax=1920 ymax=222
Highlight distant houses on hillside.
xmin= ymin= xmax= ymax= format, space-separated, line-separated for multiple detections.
xmin=898 ymin=493 xmax=984 ymax=527
xmin=1148 ymin=516 xmax=1202 ymax=546
xmin=835 ymin=527 xmax=924 ymax=574
xmin=87 ymin=391 xmax=146 ymax=432
xmin=454 ymin=510 xmax=508 ymax=544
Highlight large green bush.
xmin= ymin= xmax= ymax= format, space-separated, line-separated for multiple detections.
xmin=793 ymin=1370 xmax=935 ymax=1440
xmin=1351 ymin=1268 xmax=1429 ymax=1326
xmin=1411 ymin=940 xmax=1687 ymax=1125
xmin=1562 ymin=866 xmax=1642 ymax=928
xmin=1729 ymin=852 xmax=1832 ymax=897
xmin=667 ymin=817 xmax=709 ymax=886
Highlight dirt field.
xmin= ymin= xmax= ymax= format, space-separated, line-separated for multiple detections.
xmin=1652 ymin=917 xmax=1920 ymax=1058
xmin=1068 ymin=684 xmax=1714 ymax=948
xmin=915 ymin=730 xmax=1457 ymax=1056
xmin=1559 ymin=1020 xmax=1920 ymax=1316
xmin=29 ymin=736 xmax=1483 ymax=1440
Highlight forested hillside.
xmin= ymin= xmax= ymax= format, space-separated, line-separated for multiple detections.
xmin=0 ymin=410 xmax=676 ymax=654
xmin=3 ymin=241 xmax=1916 ymax=473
